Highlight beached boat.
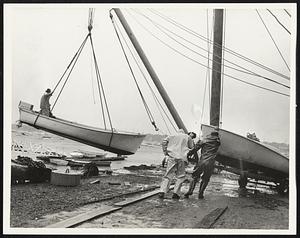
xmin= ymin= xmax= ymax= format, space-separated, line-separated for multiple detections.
xmin=201 ymin=124 xmax=289 ymax=179
xmin=112 ymin=9 xmax=289 ymax=191
xmin=18 ymin=101 xmax=146 ymax=155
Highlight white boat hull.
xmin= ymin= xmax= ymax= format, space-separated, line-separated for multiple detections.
xmin=201 ymin=124 xmax=289 ymax=178
xmin=18 ymin=101 xmax=146 ymax=155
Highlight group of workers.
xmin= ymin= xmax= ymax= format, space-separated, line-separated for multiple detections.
xmin=159 ymin=127 xmax=220 ymax=200
xmin=40 ymin=88 xmax=220 ymax=200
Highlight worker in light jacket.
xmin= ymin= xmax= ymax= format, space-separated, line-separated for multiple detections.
xmin=158 ymin=129 xmax=195 ymax=199
xmin=184 ymin=129 xmax=221 ymax=199
xmin=40 ymin=88 xmax=54 ymax=117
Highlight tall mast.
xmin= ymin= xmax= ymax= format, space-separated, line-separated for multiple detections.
xmin=112 ymin=8 xmax=188 ymax=133
xmin=210 ymin=9 xmax=224 ymax=127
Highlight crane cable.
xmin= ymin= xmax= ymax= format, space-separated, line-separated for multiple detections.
xmin=110 ymin=12 xmax=159 ymax=131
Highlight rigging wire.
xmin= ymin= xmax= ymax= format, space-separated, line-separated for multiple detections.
xmin=267 ymin=9 xmax=291 ymax=35
xmin=256 ymin=10 xmax=290 ymax=72
xmin=113 ymin=17 xmax=178 ymax=133
xmin=127 ymin=10 xmax=290 ymax=97
xmin=149 ymin=9 xmax=290 ymax=81
xmin=284 ymin=9 xmax=291 ymax=17
xmin=201 ymin=9 xmax=213 ymax=124
xmin=136 ymin=9 xmax=290 ymax=89
xmin=110 ymin=12 xmax=159 ymax=131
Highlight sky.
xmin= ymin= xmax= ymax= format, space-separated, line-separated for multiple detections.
xmin=4 ymin=3 xmax=296 ymax=144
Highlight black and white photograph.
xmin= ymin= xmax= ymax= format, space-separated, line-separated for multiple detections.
xmin=3 ymin=3 xmax=296 ymax=235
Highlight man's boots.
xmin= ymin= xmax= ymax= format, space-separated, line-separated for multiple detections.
xmin=198 ymin=180 xmax=208 ymax=199
xmin=184 ymin=178 xmax=198 ymax=198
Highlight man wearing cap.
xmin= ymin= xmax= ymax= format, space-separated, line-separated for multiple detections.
xmin=40 ymin=88 xmax=54 ymax=117
xmin=158 ymin=129 xmax=195 ymax=199
xmin=184 ymin=128 xmax=221 ymax=199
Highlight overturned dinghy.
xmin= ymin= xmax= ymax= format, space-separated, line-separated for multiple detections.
xmin=18 ymin=101 xmax=146 ymax=155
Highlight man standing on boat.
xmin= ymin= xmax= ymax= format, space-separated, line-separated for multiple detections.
xmin=158 ymin=129 xmax=195 ymax=199
xmin=184 ymin=128 xmax=221 ymax=199
xmin=40 ymin=88 xmax=54 ymax=117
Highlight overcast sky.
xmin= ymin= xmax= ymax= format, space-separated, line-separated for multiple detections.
xmin=4 ymin=3 xmax=296 ymax=143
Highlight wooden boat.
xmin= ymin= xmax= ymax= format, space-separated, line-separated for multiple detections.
xmin=66 ymin=158 xmax=112 ymax=167
xmin=113 ymin=9 xmax=290 ymax=190
xmin=201 ymin=124 xmax=289 ymax=179
xmin=18 ymin=101 xmax=146 ymax=155
xmin=97 ymin=155 xmax=127 ymax=161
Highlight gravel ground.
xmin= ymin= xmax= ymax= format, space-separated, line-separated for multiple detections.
xmin=10 ymin=171 xmax=162 ymax=227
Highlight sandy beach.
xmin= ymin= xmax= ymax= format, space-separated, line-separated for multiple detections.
xmin=10 ymin=124 xmax=289 ymax=229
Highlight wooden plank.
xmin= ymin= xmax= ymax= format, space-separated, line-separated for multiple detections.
xmin=195 ymin=206 xmax=228 ymax=228
xmin=114 ymin=189 xmax=160 ymax=207
xmin=46 ymin=205 xmax=121 ymax=228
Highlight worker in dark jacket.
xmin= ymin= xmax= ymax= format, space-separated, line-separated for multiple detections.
xmin=40 ymin=88 xmax=54 ymax=117
xmin=184 ymin=129 xmax=221 ymax=199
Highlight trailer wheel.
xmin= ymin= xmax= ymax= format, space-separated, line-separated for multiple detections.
xmin=238 ymin=175 xmax=248 ymax=188
xmin=277 ymin=180 xmax=288 ymax=195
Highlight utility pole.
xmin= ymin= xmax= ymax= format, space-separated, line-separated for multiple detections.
xmin=112 ymin=8 xmax=188 ymax=133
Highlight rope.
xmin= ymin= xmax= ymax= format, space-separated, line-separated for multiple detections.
xmin=52 ymin=34 xmax=90 ymax=94
xmin=110 ymin=13 xmax=159 ymax=131
xmin=133 ymin=9 xmax=290 ymax=89
xmin=89 ymin=34 xmax=114 ymax=132
xmin=128 ymin=10 xmax=290 ymax=97
xmin=89 ymin=35 xmax=107 ymax=129
xmin=51 ymin=34 xmax=89 ymax=111
xmin=149 ymin=9 xmax=290 ymax=81
xmin=267 ymin=9 xmax=291 ymax=35
xmin=113 ymin=13 xmax=177 ymax=133
xmin=256 ymin=10 xmax=290 ymax=72
xmin=90 ymin=48 xmax=96 ymax=104
xmin=88 ymin=8 xmax=94 ymax=32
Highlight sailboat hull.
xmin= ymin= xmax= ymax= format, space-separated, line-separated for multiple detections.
xmin=201 ymin=124 xmax=289 ymax=179
xmin=18 ymin=101 xmax=146 ymax=155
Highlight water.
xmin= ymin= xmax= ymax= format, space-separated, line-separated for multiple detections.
xmin=11 ymin=125 xmax=164 ymax=172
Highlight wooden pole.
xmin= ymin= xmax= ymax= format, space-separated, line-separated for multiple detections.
xmin=210 ymin=9 xmax=224 ymax=127
xmin=113 ymin=8 xmax=188 ymax=133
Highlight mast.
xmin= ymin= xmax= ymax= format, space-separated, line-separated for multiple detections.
xmin=210 ymin=9 xmax=224 ymax=127
xmin=112 ymin=8 xmax=188 ymax=133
